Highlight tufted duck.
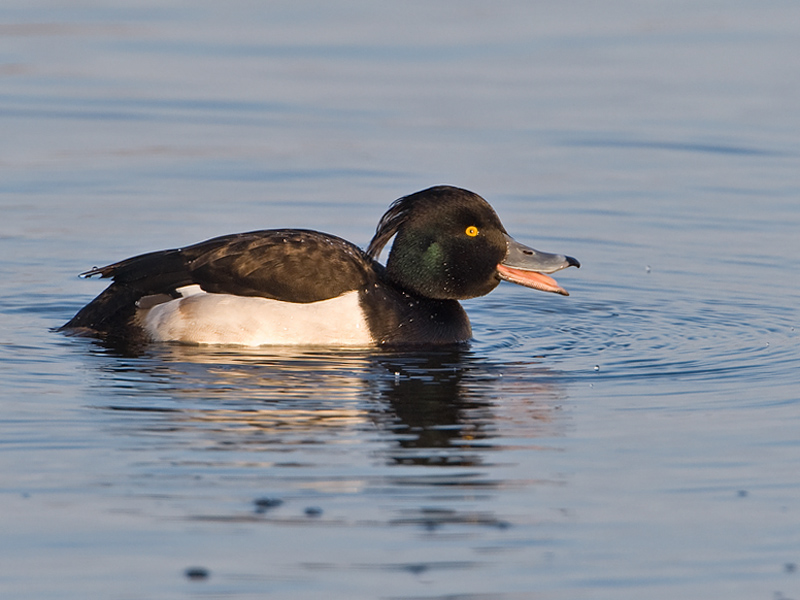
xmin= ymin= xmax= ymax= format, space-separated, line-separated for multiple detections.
xmin=61 ymin=186 xmax=579 ymax=347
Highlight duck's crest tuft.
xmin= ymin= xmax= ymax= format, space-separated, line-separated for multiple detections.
xmin=366 ymin=185 xmax=472 ymax=260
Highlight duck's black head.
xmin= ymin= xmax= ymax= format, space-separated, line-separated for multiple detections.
xmin=367 ymin=186 xmax=579 ymax=300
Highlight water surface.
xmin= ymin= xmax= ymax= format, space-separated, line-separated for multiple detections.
xmin=1 ymin=1 xmax=799 ymax=599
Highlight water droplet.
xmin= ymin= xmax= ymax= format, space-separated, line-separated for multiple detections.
xmin=254 ymin=497 xmax=283 ymax=513
xmin=185 ymin=567 xmax=210 ymax=581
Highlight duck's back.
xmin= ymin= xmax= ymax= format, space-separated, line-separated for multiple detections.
xmin=62 ymin=229 xmax=382 ymax=344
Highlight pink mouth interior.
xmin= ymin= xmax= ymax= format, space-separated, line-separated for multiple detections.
xmin=496 ymin=264 xmax=569 ymax=296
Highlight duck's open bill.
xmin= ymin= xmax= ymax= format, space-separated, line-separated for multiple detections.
xmin=497 ymin=234 xmax=580 ymax=296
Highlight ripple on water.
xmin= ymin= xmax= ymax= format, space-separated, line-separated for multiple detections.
xmin=471 ymin=290 xmax=798 ymax=407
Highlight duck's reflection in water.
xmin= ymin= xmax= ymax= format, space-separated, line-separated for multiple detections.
xmin=87 ymin=342 xmax=568 ymax=468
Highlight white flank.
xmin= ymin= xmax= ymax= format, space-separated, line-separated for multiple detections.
xmin=138 ymin=287 xmax=374 ymax=346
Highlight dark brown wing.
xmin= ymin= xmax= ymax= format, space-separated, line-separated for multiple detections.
xmin=62 ymin=229 xmax=379 ymax=336
xmin=181 ymin=229 xmax=378 ymax=302
xmin=83 ymin=229 xmax=378 ymax=303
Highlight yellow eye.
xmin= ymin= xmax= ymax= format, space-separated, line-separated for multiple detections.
xmin=465 ymin=225 xmax=479 ymax=237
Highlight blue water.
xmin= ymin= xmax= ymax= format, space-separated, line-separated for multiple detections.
xmin=1 ymin=1 xmax=799 ymax=599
